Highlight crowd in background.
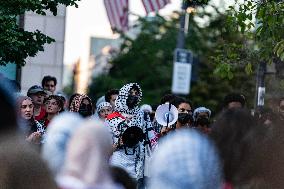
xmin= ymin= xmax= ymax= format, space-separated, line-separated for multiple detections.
xmin=1 ymin=75 xmax=284 ymax=189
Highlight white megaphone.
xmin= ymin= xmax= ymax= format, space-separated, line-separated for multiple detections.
xmin=155 ymin=103 xmax=178 ymax=127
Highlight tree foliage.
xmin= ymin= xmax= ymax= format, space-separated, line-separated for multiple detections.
xmin=0 ymin=0 xmax=80 ymax=66
xmin=88 ymin=4 xmax=256 ymax=114
xmin=213 ymin=0 xmax=284 ymax=74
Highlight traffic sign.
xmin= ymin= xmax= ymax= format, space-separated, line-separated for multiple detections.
xmin=171 ymin=48 xmax=193 ymax=95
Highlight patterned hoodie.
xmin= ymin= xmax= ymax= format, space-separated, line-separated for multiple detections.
xmin=69 ymin=94 xmax=92 ymax=112
xmin=106 ymin=83 xmax=153 ymax=179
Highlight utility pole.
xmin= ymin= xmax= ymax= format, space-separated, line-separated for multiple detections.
xmin=172 ymin=1 xmax=197 ymax=96
xmin=171 ymin=1 xmax=192 ymax=95
xmin=176 ymin=1 xmax=187 ymax=49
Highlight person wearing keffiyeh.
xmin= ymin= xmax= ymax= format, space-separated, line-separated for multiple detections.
xmin=97 ymin=102 xmax=113 ymax=121
xmin=69 ymin=94 xmax=93 ymax=118
xmin=105 ymin=83 xmax=157 ymax=185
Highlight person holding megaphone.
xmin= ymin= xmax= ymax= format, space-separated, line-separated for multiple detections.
xmin=105 ymin=83 xmax=157 ymax=189
xmin=174 ymin=97 xmax=194 ymax=129
xmin=157 ymin=97 xmax=194 ymax=137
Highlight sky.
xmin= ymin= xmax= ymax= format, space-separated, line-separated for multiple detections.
xmin=63 ymin=0 xmax=182 ymax=65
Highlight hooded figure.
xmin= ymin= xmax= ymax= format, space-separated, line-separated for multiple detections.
xmin=114 ymin=83 xmax=142 ymax=116
xmin=97 ymin=102 xmax=113 ymax=120
xmin=69 ymin=94 xmax=93 ymax=118
xmin=106 ymin=83 xmax=155 ymax=180
xmin=0 ymin=135 xmax=57 ymax=189
xmin=57 ymin=119 xmax=122 ymax=189
xmin=41 ymin=112 xmax=83 ymax=177
xmin=149 ymin=129 xmax=222 ymax=189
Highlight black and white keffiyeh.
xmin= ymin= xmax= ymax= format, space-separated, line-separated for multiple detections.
xmin=97 ymin=102 xmax=112 ymax=113
xmin=114 ymin=83 xmax=142 ymax=115
xmin=106 ymin=83 xmax=154 ymax=179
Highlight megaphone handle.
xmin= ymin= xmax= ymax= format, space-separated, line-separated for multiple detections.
xmin=166 ymin=104 xmax=171 ymax=127
xmin=166 ymin=114 xmax=169 ymax=127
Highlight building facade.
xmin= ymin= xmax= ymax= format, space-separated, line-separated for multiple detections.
xmin=21 ymin=5 xmax=66 ymax=94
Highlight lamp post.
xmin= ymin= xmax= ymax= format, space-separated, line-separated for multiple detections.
xmin=176 ymin=1 xmax=188 ymax=49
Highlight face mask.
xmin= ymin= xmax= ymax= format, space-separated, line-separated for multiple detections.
xmin=178 ymin=113 xmax=192 ymax=125
xmin=196 ymin=117 xmax=210 ymax=127
xmin=126 ymin=95 xmax=139 ymax=109
xmin=78 ymin=104 xmax=92 ymax=118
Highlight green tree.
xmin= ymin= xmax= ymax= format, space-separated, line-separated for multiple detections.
xmin=88 ymin=4 xmax=255 ymax=114
xmin=0 ymin=0 xmax=80 ymax=66
xmin=213 ymin=0 xmax=284 ymax=72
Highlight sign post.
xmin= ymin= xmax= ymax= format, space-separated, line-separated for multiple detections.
xmin=171 ymin=48 xmax=193 ymax=95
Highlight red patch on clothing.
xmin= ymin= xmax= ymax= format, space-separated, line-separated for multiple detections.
xmin=43 ymin=119 xmax=50 ymax=128
xmin=35 ymin=107 xmax=46 ymax=121
xmin=106 ymin=112 xmax=125 ymax=120
xmin=223 ymin=182 xmax=233 ymax=189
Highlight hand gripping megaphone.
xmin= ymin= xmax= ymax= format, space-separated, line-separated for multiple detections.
xmin=155 ymin=103 xmax=178 ymax=127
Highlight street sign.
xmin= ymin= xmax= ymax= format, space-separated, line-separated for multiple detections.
xmin=171 ymin=48 xmax=193 ymax=95
xmin=257 ymin=87 xmax=265 ymax=106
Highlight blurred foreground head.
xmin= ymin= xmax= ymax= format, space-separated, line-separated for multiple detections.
xmin=59 ymin=119 xmax=116 ymax=188
xmin=223 ymin=93 xmax=246 ymax=109
xmin=238 ymin=117 xmax=284 ymax=188
xmin=41 ymin=112 xmax=83 ymax=176
xmin=149 ymin=129 xmax=222 ymax=189
xmin=0 ymin=79 xmax=17 ymax=132
xmin=210 ymin=108 xmax=258 ymax=184
xmin=0 ymin=135 xmax=57 ymax=189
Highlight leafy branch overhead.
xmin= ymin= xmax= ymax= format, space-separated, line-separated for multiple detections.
xmin=213 ymin=0 xmax=284 ymax=77
xmin=0 ymin=0 xmax=80 ymax=66
xmin=88 ymin=3 xmax=255 ymax=112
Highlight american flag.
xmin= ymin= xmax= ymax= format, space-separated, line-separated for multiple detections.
xmin=142 ymin=0 xmax=171 ymax=14
xmin=104 ymin=0 xmax=129 ymax=32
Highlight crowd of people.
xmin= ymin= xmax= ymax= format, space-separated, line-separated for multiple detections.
xmin=1 ymin=75 xmax=284 ymax=189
